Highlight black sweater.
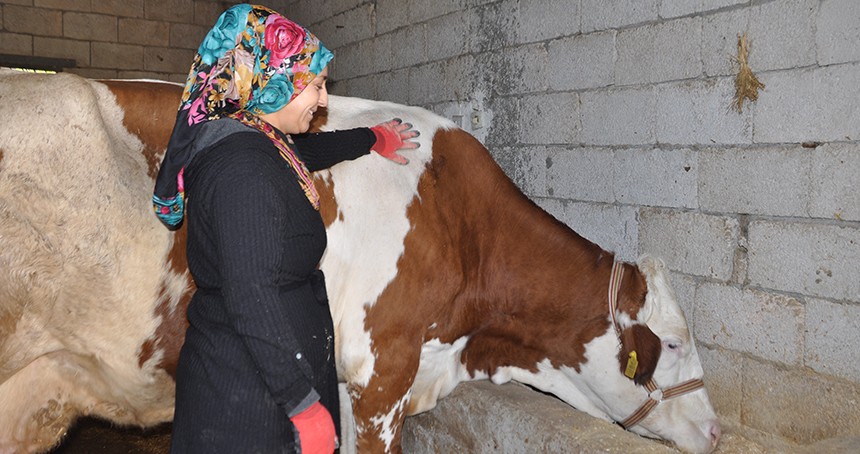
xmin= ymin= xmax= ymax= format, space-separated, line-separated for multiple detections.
xmin=170 ymin=124 xmax=372 ymax=452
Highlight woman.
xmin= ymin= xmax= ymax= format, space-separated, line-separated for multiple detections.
xmin=152 ymin=4 xmax=419 ymax=453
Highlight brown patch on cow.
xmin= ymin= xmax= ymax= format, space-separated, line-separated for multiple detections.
xmin=101 ymin=81 xmax=182 ymax=179
xmin=618 ymin=323 xmax=661 ymax=385
xmin=308 ymin=106 xmax=329 ymax=133
xmin=315 ymin=175 xmax=339 ymax=228
xmin=137 ymin=225 xmax=193 ymax=378
xmin=0 ymin=148 xmax=4 ymax=164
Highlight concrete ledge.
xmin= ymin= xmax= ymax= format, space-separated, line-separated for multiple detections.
xmin=402 ymin=381 xmax=676 ymax=453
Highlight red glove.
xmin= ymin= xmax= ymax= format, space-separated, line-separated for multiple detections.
xmin=370 ymin=118 xmax=420 ymax=165
xmin=290 ymin=401 xmax=337 ymax=454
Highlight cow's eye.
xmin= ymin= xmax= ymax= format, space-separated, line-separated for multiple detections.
xmin=665 ymin=342 xmax=680 ymax=351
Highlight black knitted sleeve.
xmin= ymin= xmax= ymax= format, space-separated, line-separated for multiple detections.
xmin=206 ymin=138 xmax=318 ymax=413
xmin=290 ymin=127 xmax=375 ymax=171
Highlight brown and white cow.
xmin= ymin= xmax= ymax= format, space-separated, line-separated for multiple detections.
xmin=0 ymin=70 xmax=720 ymax=453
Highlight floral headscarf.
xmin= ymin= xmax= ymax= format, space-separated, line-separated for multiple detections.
xmin=153 ymin=3 xmax=333 ymax=229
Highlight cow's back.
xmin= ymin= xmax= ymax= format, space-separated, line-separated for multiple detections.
xmin=0 ymin=72 xmax=177 ymax=452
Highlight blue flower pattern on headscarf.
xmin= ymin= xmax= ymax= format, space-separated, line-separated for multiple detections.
xmin=197 ymin=3 xmax=252 ymax=65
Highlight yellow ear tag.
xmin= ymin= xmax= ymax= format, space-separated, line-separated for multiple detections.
xmin=625 ymin=351 xmax=638 ymax=379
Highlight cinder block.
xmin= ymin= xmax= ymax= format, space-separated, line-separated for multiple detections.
xmin=491 ymin=146 xmax=548 ymax=198
xmin=615 ymin=17 xmax=702 ymax=86
xmin=698 ymin=145 xmax=811 ymax=217
xmin=701 ymin=7 xmax=750 ymax=77
xmin=0 ymin=32 xmax=32 ymax=55
xmin=517 ymin=0 xmax=580 ymax=43
xmin=64 ymin=12 xmax=117 ymax=42
xmin=752 ymin=68 xmax=815 ymax=143
xmin=144 ymin=0 xmax=193 ymax=23
xmin=93 ymin=0 xmax=144 ymax=19
xmin=483 ymin=95 xmax=519 ymax=146
xmin=341 ymin=75 xmax=376 ymax=101
xmin=696 ymin=345 xmax=743 ymax=423
xmin=660 ymin=0 xmax=747 ymax=19
xmin=4 ymin=6 xmax=62 ymax=37
xmin=408 ymin=0 xmax=466 ymax=24
xmin=33 ymin=37 xmax=90 ymax=66
xmin=753 ymin=64 xmax=860 ymax=143
xmin=330 ymin=41 xmax=368 ymax=80
xmin=809 ymin=143 xmax=860 ymax=222
xmin=742 ymin=357 xmax=860 ymax=443
xmin=425 ymin=11 xmax=471 ymax=61
xmin=560 ymin=201 xmax=638 ymax=262
xmin=516 ymin=92 xmax=580 ymax=145
xmin=547 ymin=30 xmax=615 ymax=91
xmin=369 ymin=32 xmax=395 ymax=74
xmin=373 ymin=67 xmax=409 ymax=105
xmin=375 ymin=0 xmax=409 ymax=35
xmin=169 ymin=23 xmax=208 ymax=50
xmin=479 ymin=43 xmax=548 ymax=96
xmin=655 ymin=77 xmax=752 ymax=145
xmin=408 ymin=60 xmax=447 ymax=105
xmin=696 ymin=283 xmax=803 ymax=365
xmin=143 ymin=46 xmax=195 ymax=74
xmin=747 ymin=220 xmax=860 ymax=301
xmin=35 ymin=0 xmax=90 ymax=11
xmin=192 ymin=0 xmax=224 ymax=26
xmin=581 ymin=0 xmax=658 ymax=33
xmin=615 ymin=147 xmax=698 ymax=209
xmin=313 ymin=4 xmax=373 ymax=50
xmin=325 ymin=0 xmax=365 ymax=17
xmin=581 ymin=86 xmax=655 ymax=145
xmin=805 ymin=298 xmax=860 ymax=381
xmin=748 ymin=0 xmax=817 ymax=71
xmin=667 ymin=271 xmax=697 ymax=328
xmin=119 ymin=18 xmax=169 ymax=47
xmin=469 ymin=0 xmax=518 ymax=53
xmin=391 ymin=25 xmax=427 ymax=69
xmin=816 ymin=0 xmax=860 ymax=65
xmin=811 ymin=63 xmax=860 ymax=142
xmin=92 ymin=42 xmax=144 ymax=70
xmin=409 ymin=54 xmax=477 ymax=105
xmin=639 ymin=208 xmax=738 ymax=280
xmin=545 ymin=147 xmax=614 ymax=203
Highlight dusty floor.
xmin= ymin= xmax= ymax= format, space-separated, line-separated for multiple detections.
xmin=51 ymin=419 xmax=171 ymax=454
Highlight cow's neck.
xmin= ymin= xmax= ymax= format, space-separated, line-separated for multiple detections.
xmin=428 ymin=129 xmax=647 ymax=376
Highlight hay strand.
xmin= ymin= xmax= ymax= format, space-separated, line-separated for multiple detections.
xmin=732 ymin=33 xmax=765 ymax=113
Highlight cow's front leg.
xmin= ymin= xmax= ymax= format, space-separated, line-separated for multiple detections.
xmin=349 ymin=341 xmax=420 ymax=454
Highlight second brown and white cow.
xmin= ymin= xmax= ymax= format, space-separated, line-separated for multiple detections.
xmin=0 ymin=71 xmax=720 ymax=453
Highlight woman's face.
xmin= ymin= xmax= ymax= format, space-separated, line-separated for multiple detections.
xmin=262 ymin=67 xmax=328 ymax=134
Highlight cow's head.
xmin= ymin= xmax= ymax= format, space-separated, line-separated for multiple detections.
xmin=568 ymin=255 xmax=720 ymax=453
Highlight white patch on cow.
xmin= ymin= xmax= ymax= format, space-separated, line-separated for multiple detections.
xmin=316 ymin=95 xmax=456 ymax=388
xmin=0 ymin=73 xmax=178 ymax=451
xmin=370 ymin=390 xmax=411 ymax=452
xmin=408 ymin=337 xmax=476 ymax=414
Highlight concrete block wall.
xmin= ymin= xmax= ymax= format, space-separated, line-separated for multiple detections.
xmin=0 ymin=0 xmax=232 ymax=81
xmin=289 ymin=0 xmax=860 ymax=446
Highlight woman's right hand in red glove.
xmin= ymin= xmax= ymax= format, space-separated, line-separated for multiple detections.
xmin=290 ymin=401 xmax=336 ymax=454
xmin=370 ymin=118 xmax=420 ymax=165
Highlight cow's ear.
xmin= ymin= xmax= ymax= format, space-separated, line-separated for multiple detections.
xmin=618 ymin=323 xmax=661 ymax=386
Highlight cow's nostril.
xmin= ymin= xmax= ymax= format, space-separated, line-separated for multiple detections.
xmin=709 ymin=421 xmax=722 ymax=446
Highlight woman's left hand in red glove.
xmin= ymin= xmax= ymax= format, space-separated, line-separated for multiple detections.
xmin=370 ymin=118 xmax=420 ymax=165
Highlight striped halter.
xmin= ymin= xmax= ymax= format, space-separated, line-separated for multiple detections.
xmin=607 ymin=260 xmax=705 ymax=429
